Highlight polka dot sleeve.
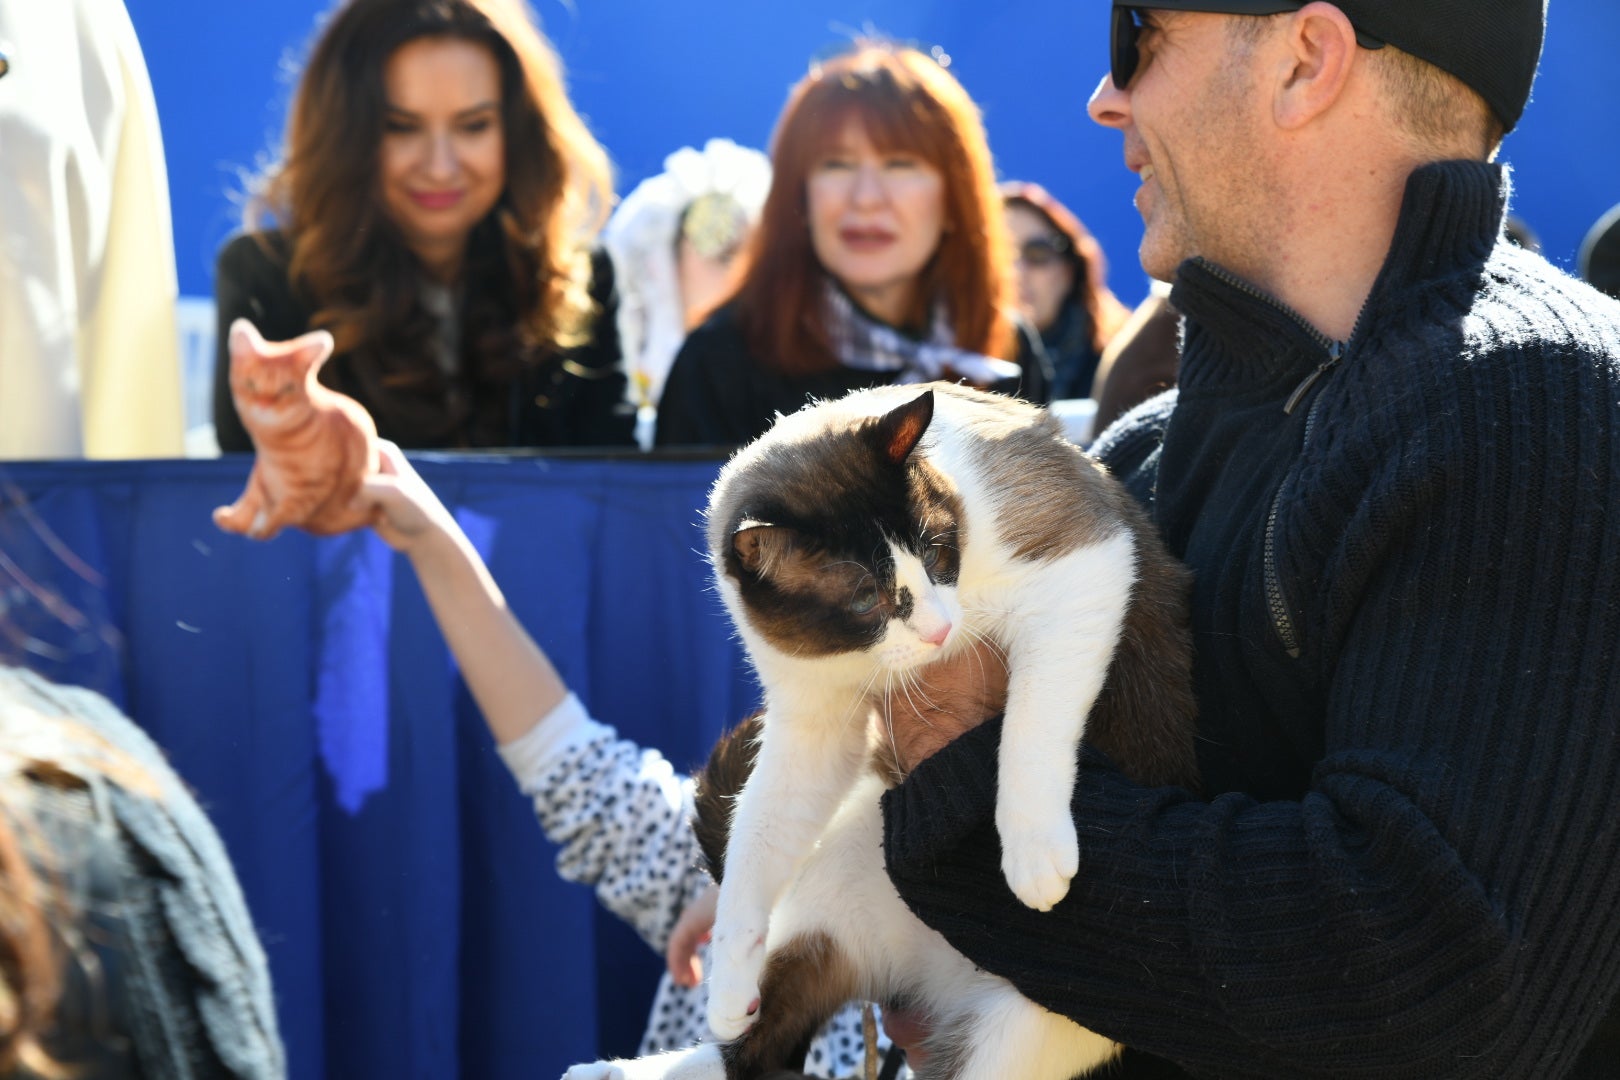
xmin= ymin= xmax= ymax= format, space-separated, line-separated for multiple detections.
xmin=497 ymin=694 xmax=893 ymax=1077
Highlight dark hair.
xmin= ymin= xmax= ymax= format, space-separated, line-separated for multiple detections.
xmin=1000 ymin=181 xmax=1130 ymax=353
xmin=247 ymin=0 xmax=612 ymax=443
xmin=731 ymin=41 xmax=1017 ymax=377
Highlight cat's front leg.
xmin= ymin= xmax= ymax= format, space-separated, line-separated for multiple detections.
xmin=707 ymin=706 xmax=868 ymax=1040
xmin=995 ymin=532 xmax=1136 ymax=911
xmin=212 ymin=468 xmax=276 ymax=539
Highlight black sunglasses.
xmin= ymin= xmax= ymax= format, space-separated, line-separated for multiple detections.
xmin=1015 ymin=236 xmax=1072 ymax=269
xmin=1110 ymin=3 xmax=1384 ymax=89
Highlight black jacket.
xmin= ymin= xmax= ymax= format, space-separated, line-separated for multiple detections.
xmin=883 ymin=161 xmax=1620 ymax=1078
xmin=212 ymin=230 xmax=635 ymax=452
xmin=654 ymin=302 xmax=1052 ymax=448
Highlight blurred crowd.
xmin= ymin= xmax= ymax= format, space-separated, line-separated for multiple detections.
xmin=0 ymin=0 xmax=1209 ymax=466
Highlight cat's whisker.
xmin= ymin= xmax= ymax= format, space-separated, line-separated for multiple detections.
xmin=892 ymin=668 xmax=935 ymax=725
xmin=958 ymin=623 xmax=1010 ymax=665
xmin=875 ymin=679 xmax=913 ymax=776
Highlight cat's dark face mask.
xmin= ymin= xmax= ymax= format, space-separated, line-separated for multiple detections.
xmin=723 ymin=391 xmax=963 ymax=657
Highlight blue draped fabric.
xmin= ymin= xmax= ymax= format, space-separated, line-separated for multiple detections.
xmin=0 ymin=454 xmax=759 ymax=1079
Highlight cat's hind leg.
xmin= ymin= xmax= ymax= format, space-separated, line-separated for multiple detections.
xmin=718 ymin=930 xmax=862 ymax=1079
xmin=926 ymin=987 xmax=1118 ymax=1080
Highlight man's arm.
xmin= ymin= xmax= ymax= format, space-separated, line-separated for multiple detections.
xmin=879 ymin=381 xmax=1620 ymax=1077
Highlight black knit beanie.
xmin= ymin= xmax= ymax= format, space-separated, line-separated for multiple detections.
xmin=1580 ymin=204 xmax=1620 ymax=301
xmin=1120 ymin=1 xmax=1548 ymax=131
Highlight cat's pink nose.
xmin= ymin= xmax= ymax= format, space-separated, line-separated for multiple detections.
xmin=922 ymin=621 xmax=951 ymax=646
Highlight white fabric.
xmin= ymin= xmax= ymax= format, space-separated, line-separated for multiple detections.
xmin=0 ymin=0 xmax=182 ymax=459
xmin=602 ymin=138 xmax=770 ymax=414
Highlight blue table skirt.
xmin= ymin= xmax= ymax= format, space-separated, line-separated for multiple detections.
xmin=0 ymin=453 xmax=759 ymax=1079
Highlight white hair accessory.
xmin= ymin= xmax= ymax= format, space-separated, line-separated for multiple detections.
xmin=603 ymin=138 xmax=772 ymax=423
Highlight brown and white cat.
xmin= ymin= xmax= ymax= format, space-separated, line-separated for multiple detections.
xmin=565 ymin=383 xmax=1198 ymax=1080
xmin=212 ymin=319 xmax=379 ymax=540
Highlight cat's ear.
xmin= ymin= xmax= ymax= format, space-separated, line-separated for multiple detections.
xmin=229 ymin=318 xmax=335 ymax=374
xmin=228 ymin=319 xmax=268 ymax=367
xmin=732 ymin=519 xmax=794 ymax=578
xmin=289 ymin=329 xmax=336 ymax=375
xmin=871 ymin=390 xmax=935 ymax=466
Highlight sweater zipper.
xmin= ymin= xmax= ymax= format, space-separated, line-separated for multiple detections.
xmin=1195 ymin=262 xmax=1363 ymax=660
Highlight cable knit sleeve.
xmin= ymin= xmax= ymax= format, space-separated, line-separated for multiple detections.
xmin=883 ymin=267 xmax=1620 ymax=1078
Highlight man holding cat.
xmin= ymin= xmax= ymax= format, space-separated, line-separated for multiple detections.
xmin=879 ymin=2 xmax=1620 ymax=1077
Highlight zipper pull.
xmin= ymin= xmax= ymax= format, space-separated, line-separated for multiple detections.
xmin=1283 ymin=341 xmax=1344 ymax=415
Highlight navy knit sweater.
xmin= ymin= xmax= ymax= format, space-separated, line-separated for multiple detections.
xmin=881 ymin=161 xmax=1620 ymax=1078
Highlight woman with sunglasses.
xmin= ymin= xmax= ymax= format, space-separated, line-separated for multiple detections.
xmin=212 ymin=0 xmax=634 ymax=452
xmin=653 ymin=40 xmax=1052 ymax=449
xmin=1001 ymin=181 xmax=1133 ymax=402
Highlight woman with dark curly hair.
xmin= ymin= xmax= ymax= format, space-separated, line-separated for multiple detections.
xmin=212 ymin=0 xmax=633 ymax=451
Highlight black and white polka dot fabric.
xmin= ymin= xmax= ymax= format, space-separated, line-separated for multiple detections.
xmin=498 ymin=693 xmax=882 ymax=1078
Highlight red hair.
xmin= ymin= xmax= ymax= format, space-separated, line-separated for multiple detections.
xmin=733 ymin=42 xmax=1017 ymax=377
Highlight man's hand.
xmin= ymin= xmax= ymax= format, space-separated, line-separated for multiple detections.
xmin=882 ymin=635 xmax=1010 ymax=774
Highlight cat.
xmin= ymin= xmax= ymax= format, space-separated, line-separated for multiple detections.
xmin=212 ymin=318 xmax=380 ymax=540
xmin=564 ymin=382 xmax=1199 ymax=1080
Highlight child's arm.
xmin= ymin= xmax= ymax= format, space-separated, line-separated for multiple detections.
xmin=353 ymin=441 xmax=565 ymax=746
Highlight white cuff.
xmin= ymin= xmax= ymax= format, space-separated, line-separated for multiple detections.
xmin=495 ymin=692 xmax=614 ymax=795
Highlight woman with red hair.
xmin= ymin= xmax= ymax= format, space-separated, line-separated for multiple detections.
xmin=654 ymin=41 xmax=1051 ymax=448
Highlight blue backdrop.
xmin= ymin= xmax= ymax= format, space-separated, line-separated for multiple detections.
xmin=0 ymin=454 xmax=758 ymax=1079
xmin=128 ymin=0 xmax=1620 ymax=310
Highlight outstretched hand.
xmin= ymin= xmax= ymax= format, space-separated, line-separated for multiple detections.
xmin=350 ymin=440 xmax=459 ymax=554
xmin=882 ymin=635 xmax=1010 ymax=775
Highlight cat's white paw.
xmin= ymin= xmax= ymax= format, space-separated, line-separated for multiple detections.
xmin=999 ymin=810 xmax=1080 ymax=911
xmin=706 ymin=926 xmax=768 ymax=1040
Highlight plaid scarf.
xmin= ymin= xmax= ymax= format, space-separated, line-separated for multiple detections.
xmin=823 ymin=280 xmax=1021 ymax=386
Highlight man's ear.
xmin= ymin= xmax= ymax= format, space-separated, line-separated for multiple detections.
xmin=1272 ymin=1 xmax=1360 ymax=131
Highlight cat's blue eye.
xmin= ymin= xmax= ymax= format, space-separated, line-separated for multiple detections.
xmin=922 ymin=545 xmax=941 ymax=570
xmin=850 ymin=588 xmax=879 ymax=615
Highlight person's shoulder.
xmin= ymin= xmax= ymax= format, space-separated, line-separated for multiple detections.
xmin=685 ymin=301 xmax=744 ymax=340
xmin=586 ymin=244 xmax=616 ymax=303
xmin=1429 ymin=242 xmax=1620 ymax=399
xmin=216 ymin=228 xmax=292 ymax=282
xmin=1495 ymin=243 xmax=1620 ymax=345
xmin=1091 ymin=388 xmax=1177 ymax=469
xmin=676 ymin=302 xmax=750 ymax=363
